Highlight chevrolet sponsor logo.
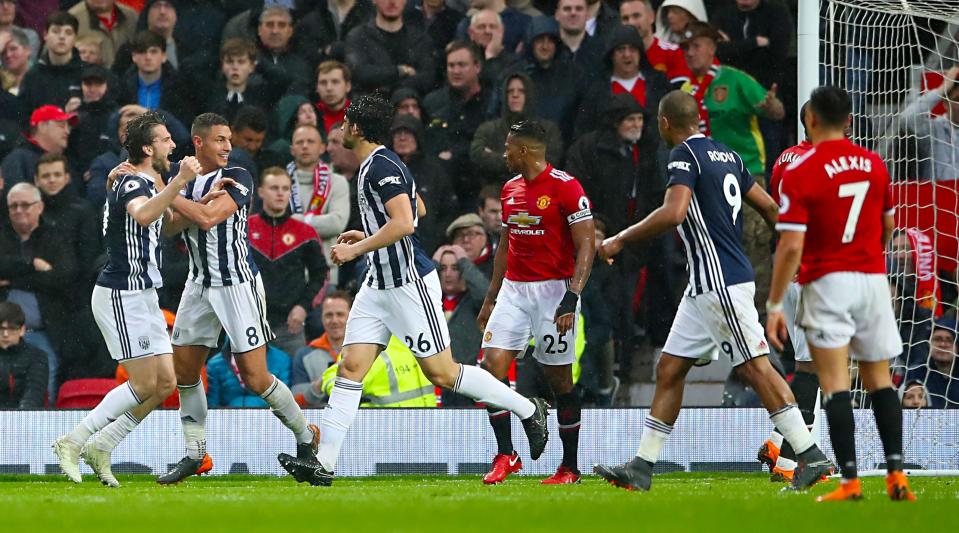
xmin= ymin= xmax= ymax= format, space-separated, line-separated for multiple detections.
xmin=507 ymin=212 xmax=542 ymax=227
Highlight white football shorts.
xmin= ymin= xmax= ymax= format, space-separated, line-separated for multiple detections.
xmin=482 ymin=278 xmax=578 ymax=365
xmin=343 ymin=270 xmax=450 ymax=358
xmin=663 ymin=282 xmax=770 ymax=367
xmin=92 ymin=286 xmax=173 ymax=361
xmin=172 ymin=274 xmax=274 ymax=353
xmin=797 ymin=272 xmax=902 ymax=362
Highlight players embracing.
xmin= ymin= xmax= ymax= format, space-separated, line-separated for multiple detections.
xmin=477 ymin=120 xmax=595 ymax=485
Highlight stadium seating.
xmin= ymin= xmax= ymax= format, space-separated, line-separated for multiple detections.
xmin=55 ymin=379 xmax=118 ymax=409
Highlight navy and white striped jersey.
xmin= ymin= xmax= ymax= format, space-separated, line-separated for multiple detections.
xmin=97 ymin=173 xmax=163 ymax=290
xmin=179 ymin=166 xmax=259 ymax=287
xmin=357 ymin=146 xmax=434 ymax=289
xmin=667 ymin=134 xmax=755 ymax=296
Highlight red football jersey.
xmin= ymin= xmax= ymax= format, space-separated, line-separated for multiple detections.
xmin=769 ymin=140 xmax=813 ymax=206
xmin=501 ymin=165 xmax=592 ymax=282
xmin=645 ymin=37 xmax=691 ymax=85
xmin=777 ymin=138 xmax=895 ymax=284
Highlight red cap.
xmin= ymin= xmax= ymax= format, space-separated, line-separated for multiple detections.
xmin=29 ymin=105 xmax=79 ymax=127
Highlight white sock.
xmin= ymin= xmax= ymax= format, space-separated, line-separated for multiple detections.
xmin=774 ymin=455 xmax=798 ymax=471
xmin=453 ymin=364 xmax=535 ymax=419
xmin=770 ymin=404 xmax=815 ymax=455
xmin=260 ymin=376 xmax=313 ymax=444
xmin=95 ymin=412 xmax=141 ymax=452
xmin=67 ymin=382 xmax=142 ymax=445
xmin=316 ymin=377 xmax=363 ymax=471
xmin=178 ymin=380 xmax=208 ymax=460
xmin=636 ymin=415 xmax=672 ymax=463
xmin=769 ymin=430 xmax=784 ymax=448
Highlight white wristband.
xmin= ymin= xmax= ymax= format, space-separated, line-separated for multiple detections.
xmin=765 ymin=300 xmax=784 ymax=314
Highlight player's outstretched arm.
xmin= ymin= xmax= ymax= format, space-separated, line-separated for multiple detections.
xmin=330 ymin=194 xmax=414 ymax=265
xmin=126 ymin=156 xmax=201 ymax=227
xmin=766 ymin=230 xmax=805 ymax=350
xmin=477 ymin=230 xmax=509 ymax=332
xmin=744 ymin=182 xmax=779 ymax=229
xmin=600 ymin=185 xmax=692 ymax=260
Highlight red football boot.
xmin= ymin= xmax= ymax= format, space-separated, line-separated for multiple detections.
xmin=541 ymin=466 xmax=581 ymax=485
xmin=483 ymin=452 xmax=522 ymax=484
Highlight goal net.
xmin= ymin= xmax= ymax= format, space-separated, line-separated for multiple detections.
xmin=818 ymin=0 xmax=959 ymax=473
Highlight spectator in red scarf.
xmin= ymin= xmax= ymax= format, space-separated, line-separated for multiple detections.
xmin=286 ymin=124 xmax=351 ymax=268
xmin=67 ymin=0 xmax=137 ymax=69
xmin=314 ymin=61 xmax=352 ymax=137
xmin=433 ymin=244 xmax=488 ymax=406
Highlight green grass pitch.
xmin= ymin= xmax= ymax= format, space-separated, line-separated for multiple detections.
xmin=3 ymin=473 xmax=957 ymax=532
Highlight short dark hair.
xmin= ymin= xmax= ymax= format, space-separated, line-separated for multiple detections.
xmin=35 ymin=153 xmax=69 ymax=175
xmin=808 ymin=85 xmax=851 ymax=129
xmin=46 ymin=11 xmax=79 ymax=32
xmin=191 ymin=112 xmax=230 ymax=138
xmin=658 ymin=89 xmax=701 ymax=130
xmin=323 ymin=289 xmax=353 ymax=308
xmin=478 ymin=184 xmax=501 ymax=209
xmin=232 ymin=106 xmax=269 ymax=134
xmin=131 ymin=30 xmax=166 ymax=54
xmin=125 ymin=111 xmax=167 ymax=165
xmin=344 ymin=94 xmax=393 ymax=145
xmin=508 ymin=120 xmax=548 ymax=145
xmin=445 ymin=40 xmax=482 ymax=65
xmin=0 ymin=301 xmax=26 ymax=328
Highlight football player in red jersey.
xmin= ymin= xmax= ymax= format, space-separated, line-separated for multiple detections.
xmin=768 ymin=85 xmax=915 ymax=502
xmin=756 ymin=102 xmax=819 ymax=482
xmin=476 ymin=120 xmax=596 ymax=485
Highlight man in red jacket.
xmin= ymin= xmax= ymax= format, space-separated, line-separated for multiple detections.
xmin=249 ymin=167 xmax=329 ymax=358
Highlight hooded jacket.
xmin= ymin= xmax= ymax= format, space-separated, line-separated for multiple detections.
xmin=470 ymin=72 xmax=564 ymax=182
xmin=574 ymin=25 xmax=669 ymax=139
xmin=390 ymin=114 xmax=457 ymax=253
xmin=655 ymin=0 xmax=709 ymax=45
xmin=522 ymin=16 xmax=584 ymax=145
xmin=566 ymin=93 xmax=665 ymax=237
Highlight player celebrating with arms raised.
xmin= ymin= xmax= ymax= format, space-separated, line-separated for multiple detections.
xmin=277 ymin=95 xmax=549 ymax=486
xmin=593 ymin=91 xmax=832 ymax=492
xmin=768 ymin=86 xmax=915 ymax=502
xmin=53 ymin=112 xmax=202 ymax=486
xmin=477 ymin=120 xmax=595 ymax=485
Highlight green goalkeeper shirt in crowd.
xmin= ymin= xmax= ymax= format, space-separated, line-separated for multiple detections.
xmin=688 ymin=65 xmax=770 ymax=177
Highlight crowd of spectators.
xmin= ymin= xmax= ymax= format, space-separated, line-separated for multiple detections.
xmin=0 ymin=0 xmax=956 ymax=411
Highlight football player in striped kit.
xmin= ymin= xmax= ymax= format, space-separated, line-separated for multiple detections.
xmin=156 ymin=113 xmax=319 ymax=484
xmin=53 ymin=112 xmax=202 ymax=487
xmin=593 ymin=91 xmax=832 ymax=492
xmin=277 ymin=95 xmax=550 ymax=487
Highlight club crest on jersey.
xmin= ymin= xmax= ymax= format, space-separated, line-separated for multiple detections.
xmin=507 ymin=212 xmax=542 ymax=227
xmin=536 ymin=195 xmax=551 ymax=209
xmin=484 ymin=331 xmax=492 ymax=342
xmin=138 ymin=336 xmax=150 ymax=350
xmin=712 ymin=85 xmax=728 ymax=103
xmin=282 ymin=233 xmax=295 ymax=246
